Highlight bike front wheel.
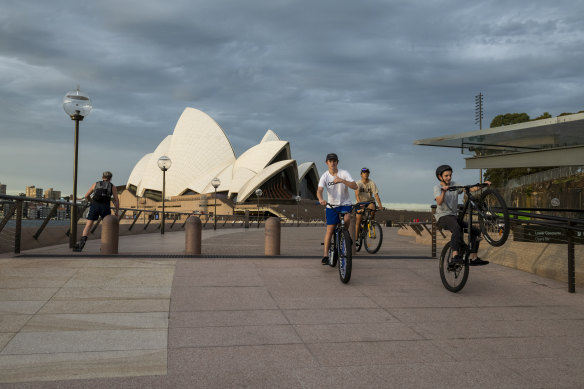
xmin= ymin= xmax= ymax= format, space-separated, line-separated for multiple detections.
xmin=439 ymin=242 xmax=469 ymax=293
xmin=478 ymin=188 xmax=510 ymax=247
xmin=338 ymin=229 xmax=352 ymax=283
xmin=364 ymin=221 xmax=383 ymax=254
xmin=328 ymin=233 xmax=337 ymax=267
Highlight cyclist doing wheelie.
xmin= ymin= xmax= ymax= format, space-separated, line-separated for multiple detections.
xmin=434 ymin=165 xmax=489 ymax=267
xmin=354 ymin=167 xmax=383 ymax=238
xmin=317 ymin=153 xmax=358 ymax=265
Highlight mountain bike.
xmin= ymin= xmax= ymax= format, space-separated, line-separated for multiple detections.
xmin=355 ymin=201 xmax=383 ymax=254
xmin=439 ymin=183 xmax=510 ymax=292
xmin=323 ymin=202 xmax=355 ymax=284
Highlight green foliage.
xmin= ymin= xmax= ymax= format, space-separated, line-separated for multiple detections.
xmin=490 ymin=113 xmax=530 ymax=127
xmin=532 ymin=112 xmax=552 ymax=121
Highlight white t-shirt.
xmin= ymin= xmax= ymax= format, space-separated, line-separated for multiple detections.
xmin=318 ymin=169 xmax=354 ymax=206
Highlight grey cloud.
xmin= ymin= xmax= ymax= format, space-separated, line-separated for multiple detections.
xmin=1 ymin=0 xmax=583 ymax=205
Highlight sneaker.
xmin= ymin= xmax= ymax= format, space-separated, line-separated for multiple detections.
xmin=448 ymin=255 xmax=464 ymax=269
xmin=470 ymin=258 xmax=489 ymax=266
xmin=73 ymin=236 xmax=87 ymax=252
xmin=321 ymin=256 xmax=329 ymax=265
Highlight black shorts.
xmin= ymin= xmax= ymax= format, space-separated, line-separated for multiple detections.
xmin=87 ymin=202 xmax=111 ymax=221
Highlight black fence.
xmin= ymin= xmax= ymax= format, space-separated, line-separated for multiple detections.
xmin=0 ymin=194 xmax=323 ymax=255
xmin=414 ymin=205 xmax=584 ymax=293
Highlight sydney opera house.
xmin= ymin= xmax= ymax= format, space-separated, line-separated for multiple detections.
xmin=119 ymin=107 xmax=320 ymax=218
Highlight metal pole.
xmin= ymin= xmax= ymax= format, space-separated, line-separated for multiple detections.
xmin=214 ymin=187 xmax=217 ymax=230
xmin=568 ymin=222 xmax=575 ymax=293
xmin=15 ymin=200 xmax=23 ymax=254
xmin=257 ymin=197 xmax=260 ymax=228
xmin=161 ymin=169 xmax=166 ymax=234
xmin=70 ymin=116 xmax=80 ymax=248
xmin=297 ymin=202 xmax=299 ymax=227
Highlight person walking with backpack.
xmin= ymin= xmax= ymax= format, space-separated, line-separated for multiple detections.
xmin=74 ymin=171 xmax=120 ymax=252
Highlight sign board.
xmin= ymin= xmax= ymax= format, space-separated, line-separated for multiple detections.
xmin=513 ymin=224 xmax=583 ymax=244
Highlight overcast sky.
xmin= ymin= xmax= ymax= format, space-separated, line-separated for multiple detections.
xmin=1 ymin=0 xmax=583 ymax=209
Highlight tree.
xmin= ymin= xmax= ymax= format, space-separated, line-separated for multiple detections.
xmin=489 ymin=112 xmax=530 ymax=127
xmin=532 ymin=112 xmax=552 ymax=121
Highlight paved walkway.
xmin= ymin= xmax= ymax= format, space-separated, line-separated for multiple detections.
xmin=1 ymin=227 xmax=583 ymax=388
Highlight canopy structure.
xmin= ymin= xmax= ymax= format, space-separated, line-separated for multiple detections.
xmin=414 ymin=113 xmax=584 ymax=168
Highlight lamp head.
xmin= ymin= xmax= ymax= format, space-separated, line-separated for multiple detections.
xmin=158 ymin=155 xmax=172 ymax=171
xmin=63 ymin=88 xmax=92 ymax=118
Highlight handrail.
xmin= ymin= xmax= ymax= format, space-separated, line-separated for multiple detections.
xmin=0 ymin=193 xmax=324 ymax=255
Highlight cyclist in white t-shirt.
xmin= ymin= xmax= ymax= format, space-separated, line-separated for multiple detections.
xmin=317 ymin=153 xmax=358 ymax=265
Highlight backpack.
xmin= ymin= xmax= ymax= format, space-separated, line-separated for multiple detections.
xmin=93 ymin=181 xmax=112 ymax=203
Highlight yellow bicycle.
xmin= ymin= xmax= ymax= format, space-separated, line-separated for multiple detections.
xmin=355 ymin=202 xmax=383 ymax=254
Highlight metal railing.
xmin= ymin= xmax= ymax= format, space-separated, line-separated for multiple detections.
xmin=0 ymin=194 xmax=324 ymax=254
xmin=425 ymin=204 xmax=584 ymax=293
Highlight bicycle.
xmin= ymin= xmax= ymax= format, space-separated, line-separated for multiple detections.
xmin=439 ymin=183 xmax=510 ymax=292
xmin=322 ymin=202 xmax=355 ymax=284
xmin=355 ymin=201 xmax=383 ymax=254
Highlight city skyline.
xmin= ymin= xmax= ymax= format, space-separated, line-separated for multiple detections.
xmin=1 ymin=1 xmax=583 ymax=210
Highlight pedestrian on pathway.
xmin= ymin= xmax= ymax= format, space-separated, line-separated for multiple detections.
xmin=74 ymin=171 xmax=119 ymax=251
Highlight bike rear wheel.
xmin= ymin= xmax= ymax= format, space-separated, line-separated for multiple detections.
xmin=364 ymin=221 xmax=383 ymax=254
xmin=328 ymin=233 xmax=337 ymax=267
xmin=478 ymin=188 xmax=510 ymax=247
xmin=439 ymin=242 xmax=469 ymax=293
xmin=338 ymin=229 xmax=352 ymax=283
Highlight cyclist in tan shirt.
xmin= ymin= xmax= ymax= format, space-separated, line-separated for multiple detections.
xmin=354 ymin=167 xmax=383 ymax=238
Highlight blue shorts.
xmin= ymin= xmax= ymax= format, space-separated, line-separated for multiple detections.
xmin=326 ymin=205 xmax=352 ymax=225
xmin=87 ymin=202 xmax=111 ymax=221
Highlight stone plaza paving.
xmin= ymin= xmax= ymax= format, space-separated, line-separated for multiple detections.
xmin=0 ymin=226 xmax=583 ymax=388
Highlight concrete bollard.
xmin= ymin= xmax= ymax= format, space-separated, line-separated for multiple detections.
xmin=101 ymin=214 xmax=119 ymax=255
xmin=265 ymin=217 xmax=281 ymax=255
xmin=185 ymin=216 xmax=202 ymax=255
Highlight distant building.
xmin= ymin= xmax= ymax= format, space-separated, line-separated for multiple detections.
xmin=0 ymin=183 xmax=6 ymax=195
xmin=44 ymin=188 xmax=62 ymax=200
xmin=27 ymin=205 xmax=38 ymax=219
xmin=26 ymin=186 xmax=43 ymax=199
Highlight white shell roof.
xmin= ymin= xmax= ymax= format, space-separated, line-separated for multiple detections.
xmin=229 ymin=141 xmax=290 ymax=196
xmin=261 ymin=129 xmax=281 ymax=143
xmin=237 ymin=160 xmax=298 ymax=202
xmin=298 ymin=162 xmax=319 ymax=181
xmin=133 ymin=135 xmax=172 ymax=196
xmin=127 ymin=107 xmax=316 ymax=201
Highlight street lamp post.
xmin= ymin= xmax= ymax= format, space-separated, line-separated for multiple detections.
xmin=295 ymin=195 xmax=301 ymax=227
xmin=211 ymin=178 xmax=221 ymax=230
xmin=63 ymin=88 xmax=92 ymax=248
xmin=255 ymin=188 xmax=263 ymax=228
xmin=157 ymin=156 xmax=172 ymax=234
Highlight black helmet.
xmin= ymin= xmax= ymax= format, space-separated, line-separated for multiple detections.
xmin=361 ymin=167 xmax=370 ymax=173
xmin=326 ymin=153 xmax=338 ymax=161
xmin=102 ymin=171 xmax=113 ymax=179
xmin=435 ymin=165 xmax=452 ymax=179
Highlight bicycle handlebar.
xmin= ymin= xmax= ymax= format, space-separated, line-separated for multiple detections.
xmin=447 ymin=183 xmax=489 ymax=191
xmin=315 ymin=201 xmax=377 ymax=215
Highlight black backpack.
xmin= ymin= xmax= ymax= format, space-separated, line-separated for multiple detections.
xmin=93 ymin=181 xmax=112 ymax=203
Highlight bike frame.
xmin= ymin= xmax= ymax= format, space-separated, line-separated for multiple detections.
xmin=452 ymin=184 xmax=488 ymax=254
xmin=357 ymin=201 xmax=375 ymax=240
